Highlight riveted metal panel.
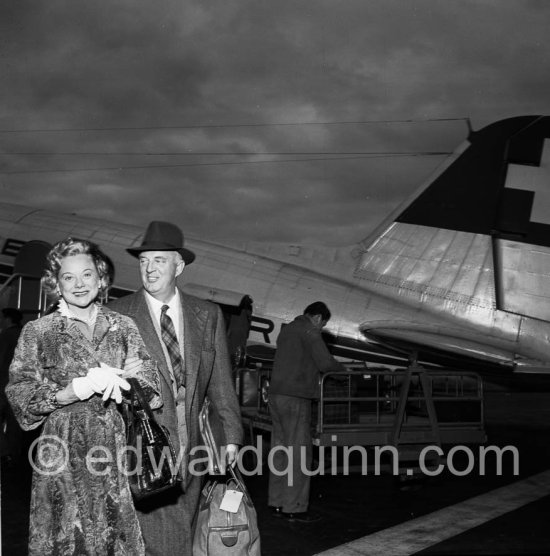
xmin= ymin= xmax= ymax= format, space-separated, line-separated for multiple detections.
xmin=355 ymin=223 xmax=495 ymax=311
xmin=496 ymin=239 xmax=550 ymax=321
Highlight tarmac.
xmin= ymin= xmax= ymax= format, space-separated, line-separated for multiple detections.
xmin=2 ymin=375 xmax=550 ymax=555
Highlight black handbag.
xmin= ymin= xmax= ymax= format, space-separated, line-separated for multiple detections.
xmin=123 ymin=378 xmax=179 ymax=500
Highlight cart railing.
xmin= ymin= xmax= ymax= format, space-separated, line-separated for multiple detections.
xmin=238 ymin=364 xmax=486 ymax=448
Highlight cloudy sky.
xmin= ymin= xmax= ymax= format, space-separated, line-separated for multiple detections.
xmin=1 ymin=0 xmax=549 ymax=246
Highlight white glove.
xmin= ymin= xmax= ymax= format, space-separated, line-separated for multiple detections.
xmin=72 ymin=376 xmax=102 ymax=401
xmin=87 ymin=363 xmax=131 ymax=404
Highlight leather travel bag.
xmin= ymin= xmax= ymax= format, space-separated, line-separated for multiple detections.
xmin=192 ymin=465 xmax=261 ymax=556
xmin=193 ymin=398 xmax=261 ymax=555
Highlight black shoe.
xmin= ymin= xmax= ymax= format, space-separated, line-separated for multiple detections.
xmin=282 ymin=511 xmax=322 ymax=523
xmin=269 ymin=506 xmax=284 ymax=517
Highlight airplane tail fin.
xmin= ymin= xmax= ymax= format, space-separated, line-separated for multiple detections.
xmin=361 ymin=115 xmax=550 ymax=251
xmin=355 ymin=115 xmax=550 ymax=363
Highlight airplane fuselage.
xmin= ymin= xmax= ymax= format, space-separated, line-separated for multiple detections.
xmin=0 ymin=198 xmax=548 ymax=372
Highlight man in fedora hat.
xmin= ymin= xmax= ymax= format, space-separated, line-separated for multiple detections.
xmin=109 ymin=221 xmax=243 ymax=556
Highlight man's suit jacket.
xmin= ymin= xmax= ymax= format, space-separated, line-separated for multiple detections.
xmin=109 ymin=288 xmax=243 ymax=488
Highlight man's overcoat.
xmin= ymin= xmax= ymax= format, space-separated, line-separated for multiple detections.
xmin=108 ymin=288 xmax=243 ymax=555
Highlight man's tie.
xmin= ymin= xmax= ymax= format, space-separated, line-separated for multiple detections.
xmin=160 ymin=304 xmax=185 ymax=388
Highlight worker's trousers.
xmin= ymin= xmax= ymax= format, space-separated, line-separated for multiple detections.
xmin=267 ymin=393 xmax=312 ymax=513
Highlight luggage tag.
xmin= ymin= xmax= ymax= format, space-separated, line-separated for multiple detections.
xmin=220 ymin=489 xmax=243 ymax=513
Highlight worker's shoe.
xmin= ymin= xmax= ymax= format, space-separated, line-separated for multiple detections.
xmin=281 ymin=510 xmax=322 ymax=523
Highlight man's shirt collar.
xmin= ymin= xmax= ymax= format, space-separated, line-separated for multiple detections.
xmin=144 ymin=288 xmax=180 ymax=313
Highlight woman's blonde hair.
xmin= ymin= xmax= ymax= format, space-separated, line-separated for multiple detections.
xmin=41 ymin=237 xmax=113 ymax=297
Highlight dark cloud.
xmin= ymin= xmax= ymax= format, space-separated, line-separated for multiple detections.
xmin=1 ymin=0 xmax=549 ymax=246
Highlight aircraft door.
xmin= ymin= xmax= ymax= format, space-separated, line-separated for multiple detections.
xmin=222 ymin=294 xmax=253 ymax=368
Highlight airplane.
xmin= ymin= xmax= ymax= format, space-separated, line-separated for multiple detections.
xmin=1 ymin=115 xmax=549 ymax=375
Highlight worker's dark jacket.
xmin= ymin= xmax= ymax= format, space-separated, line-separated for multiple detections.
xmin=269 ymin=315 xmax=345 ymax=399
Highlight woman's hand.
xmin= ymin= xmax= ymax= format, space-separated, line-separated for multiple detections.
xmin=88 ymin=363 xmax=131 ymax=403
xmin=55 ymin=382 xmax=80 ymax=406
xmin=69 ymin=364 xmax=131 ymax=404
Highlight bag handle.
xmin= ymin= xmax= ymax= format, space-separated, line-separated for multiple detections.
xmin=227 ymin=465 xmax=252 ymax=505
xmin=127 ymin=377 xmax=156 ymax=420
xmin=227 ymin=464 xmax=242 ymax=485
xmin=201 ymin=465 xmax=251 ymax=508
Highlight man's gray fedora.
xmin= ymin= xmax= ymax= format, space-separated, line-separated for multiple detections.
xmin=127 ymin=221 xmax=196 ymax=264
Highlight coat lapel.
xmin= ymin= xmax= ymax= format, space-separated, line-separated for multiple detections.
xmin=180 ymin=290 xmax=207 ymax=405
